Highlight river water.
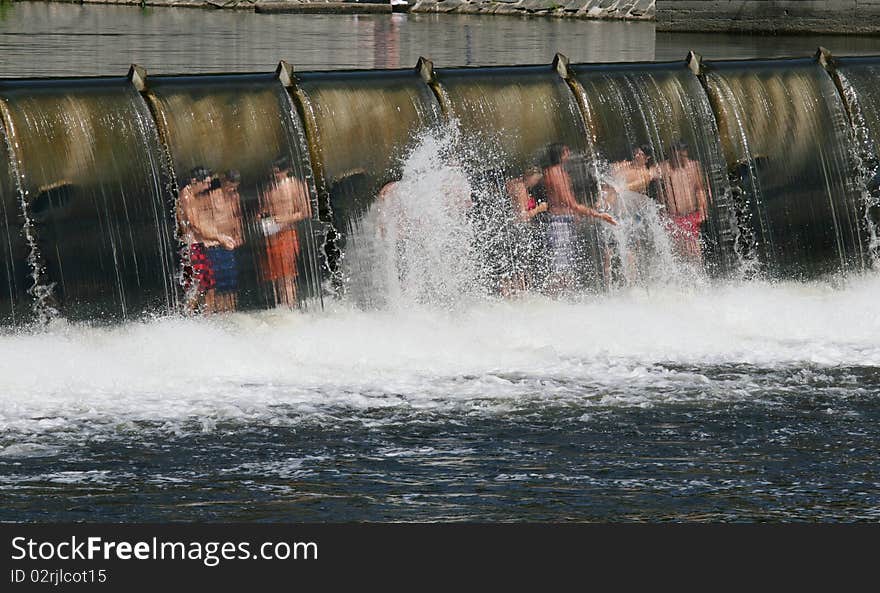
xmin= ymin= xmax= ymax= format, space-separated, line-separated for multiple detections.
xmin=3 ymin=2 xmax=880 ymax=75
xmin=1 ymin=3 xmax=879 ymax=522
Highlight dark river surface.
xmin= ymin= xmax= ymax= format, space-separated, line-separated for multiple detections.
xmin=1 ymin=2 xmax=879 ymax=522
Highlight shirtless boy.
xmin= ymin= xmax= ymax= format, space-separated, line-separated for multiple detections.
xmin=541 ymin=143 xmax=617 ymax=285
xmin=179 ymin=168 xmax=244 ymax=313
xmin=658 ymin=141 xmax=709 ymax=262
xmin=178 ymin=167 xmax=214 ymax=312
xmin=259 ymin=158 xmax=312 ymax=307
xmin=611 ymin=144 xmax=659 ymax=194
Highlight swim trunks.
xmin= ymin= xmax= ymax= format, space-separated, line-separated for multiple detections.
xmin=548 ymin=215 xmax=576 ymax=275
xmin=666 ymin=211 xmax=703 ymax=241
xmin=664 ymin=210 xmax=704 ymax=257
xmin=262 ymin=228 xmax=300 ymax=282
xmin=206 ymin=246 xmax=238 ymax=293
xmin=183 ymin=242 xmax=215 ymax=292
xmin=515 ymin=218 xmax=550 ymax=290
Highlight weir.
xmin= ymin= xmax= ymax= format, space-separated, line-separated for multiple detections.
xmin=0 ymin=76 xmax=178 ymax=322
xmin=0 ymin=51 xmax=877 ymax=325
xmin=291 ymin=64 xmax=443 ymax=278
xmin=140 ymin=69 xmax=323 ymax=311
xmin=700 ymin=57 xmax=868 ymax=277
xmin=564 ymin=57 xmax=736 ymax=279
xmin=0 ymin=119 xmax=28 ymax=325
xmin=833 ymin=56 xmax=880 ymax=259
xmin=430 ymin=63 xmax=609 ymax=292
xmin=431 ymin=64 xmax=590 ymax=175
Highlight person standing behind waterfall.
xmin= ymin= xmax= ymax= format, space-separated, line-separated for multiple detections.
xmin=179 ymin=169 xmax=244 ymax=313
xmin=259 ymin=157 xmax=312 ymax=307
xmin=205 ymin=170 xmax=245 ymax=313
xmin=605 ymin=145 xmax=661 ymax=284
xmin=612 ymin=144 xmax=659 ymax=194
xmin=506 ymin=166 xmax=550 ymax=291
xmin=658 ymin=140 xmax=709 ymax=263
xmin=178 ymin=166 xmax=217 ymax=312
xmin=541 ymin=143 xmax=617 ymax=288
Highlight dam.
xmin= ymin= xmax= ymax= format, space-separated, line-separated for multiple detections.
xmin=2 ymin=2 xmax=880 ymax=528
xmin=1 ymin=49 xmax=877 ymax=324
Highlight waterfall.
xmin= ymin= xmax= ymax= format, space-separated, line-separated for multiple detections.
xmin=0 ymin=112 xmax=47 ymax=325
xmin=568 ymin=61 xmax=740 ymax=281
xmin=293 ymin=67 xmax=443 ymax=293
xmin=1 ymin=54 xmax=879 ymax=325
xmin=342 ymin=125 xmax=485 ymax=309
xmin=834 ymin=58 xmax=880 ymax=266
xmin=0 ymin=78 xmax=176 ymax=323
xmin=143 ymin=73 xmax=323 ymax=313
xmin=702 ymin=59 xmax=869 ymax=278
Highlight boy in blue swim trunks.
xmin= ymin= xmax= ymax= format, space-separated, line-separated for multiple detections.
xmin=541 ymin=143 xmax=617 ymax=292
xmin=184 ymin=170 xmax=244 ymax=313
xmin=206 ymin=244 xmax=238 ymax=296
xmin=205 ymin=170 xmax=244 ymax=312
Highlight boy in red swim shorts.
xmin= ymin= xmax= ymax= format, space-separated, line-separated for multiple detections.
xmin=658 ymin=140 xmax=709 ymax=263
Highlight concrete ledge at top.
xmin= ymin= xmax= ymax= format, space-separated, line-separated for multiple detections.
xmin=255 ymin=2 xmax=393 ymax=14
xmin=655 ymin=0 xmax=880 ymax=34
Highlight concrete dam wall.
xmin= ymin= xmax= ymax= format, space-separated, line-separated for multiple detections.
xmin=1 ymin=50 xmax=879 ymax=325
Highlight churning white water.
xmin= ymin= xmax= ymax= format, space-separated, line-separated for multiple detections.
xmin=1 ymin=274 xmax=879 ymax=446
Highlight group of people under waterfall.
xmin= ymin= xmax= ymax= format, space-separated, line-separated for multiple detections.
xmin=377 ymin=138 xmax=710 ymax=297
xmin=509 ymin=139 xmax=709 ymax=291
xmin=175 ymin=137 xmax=710 ymax=313
xmin=176 ymin=157 xmax=311 ymax=313
xmin=611 ymin=140 xmax=709 ymax=261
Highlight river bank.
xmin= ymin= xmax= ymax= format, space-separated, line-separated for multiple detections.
xmin=9 ymin=0 xmax=656 ymax=21
xmin=18 ymin=0 xmax=880 ymax=34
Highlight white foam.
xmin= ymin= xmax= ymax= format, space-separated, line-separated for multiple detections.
xmin=0 ymin=274 xmax=878 ymax=440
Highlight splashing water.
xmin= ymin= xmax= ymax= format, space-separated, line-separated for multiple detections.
xmin=600 ymin=171 xmax=705 ymax=289
xmin=2 ymin=125 xmax=877 ymax=453
xmin=342 ymin=125 xmax=715 ymax=310
xmin=342 ymin=126 xmax=483 ymax=309
xmin=837 ymin=70 xmax=880 ymax=267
